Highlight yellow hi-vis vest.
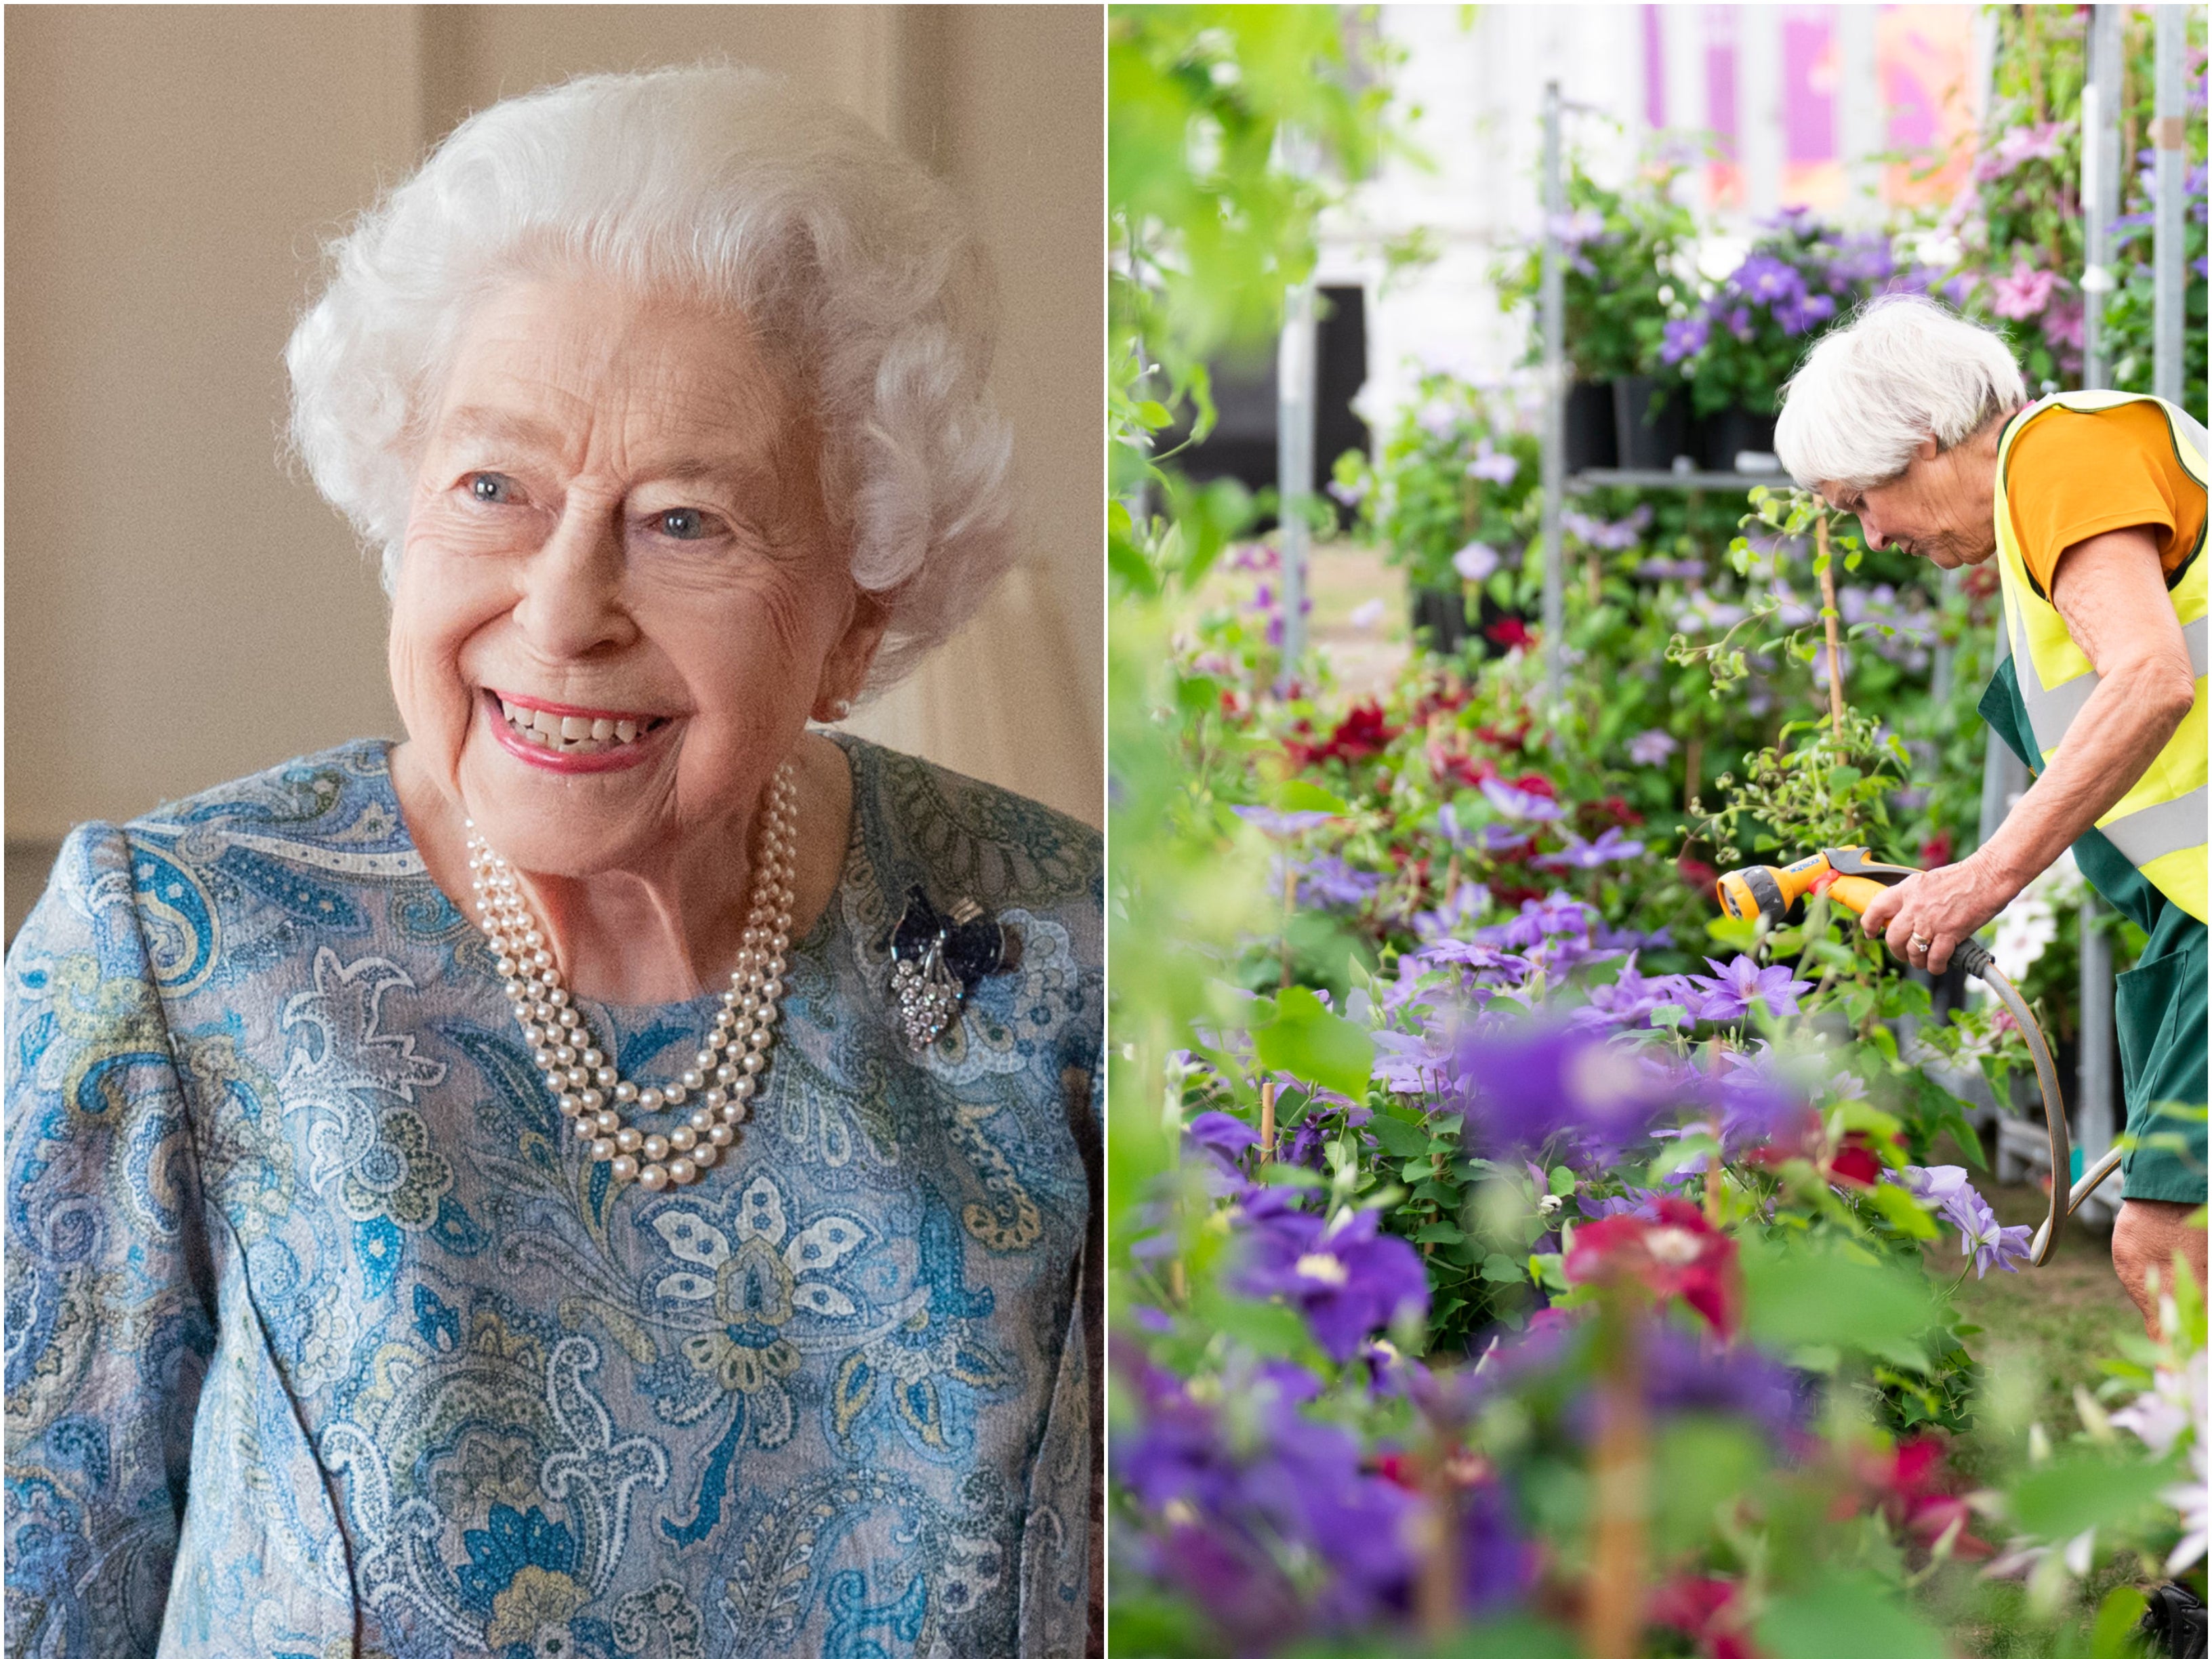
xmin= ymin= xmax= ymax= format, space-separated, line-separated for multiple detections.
xmin=1991 ymin=389 xmax=2209 ymax=923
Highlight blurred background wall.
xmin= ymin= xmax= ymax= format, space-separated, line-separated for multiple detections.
xmin=5 ymin=4 xmax=1103 ymax=941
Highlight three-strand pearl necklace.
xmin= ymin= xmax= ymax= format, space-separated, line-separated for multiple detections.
xmin=464 ymin=760 xmax=798 ymax=1191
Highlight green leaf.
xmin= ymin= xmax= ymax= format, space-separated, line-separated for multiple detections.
xmin=1741 ymin=1240 xmax=1936 ymax=1371
xmin=2009 ymin=1453 xmax=2173 ymax=1540
xmin=1706 ymin=916 xmax=1759 ymax=953
xmin=1275 ymin=779 xmax=1349 ymax=814
xmin=1548 ymin=1165 xmax=1576 ymax=1197
xmin=1368 ymin=1113 xmax=1431 ymax=1159
xmin=1414 ymin=1222 xmax=1466 ymax=1245
xmin=1861 ymin=1182 xmax=1939 ymax=1240
xmin=2090 ymin=1584 xmax=2152 ymax=1659
xmin=1480 ymin=1252 xmax=1525 ymax=1283
xmin=1438 ymin=1616 xmax=1580 ymax=1659
xmin=1755 ymin=1570 xmax=1947 ymax=1659
xmin=1650 ymin=1002 xmax=1689 ymax=1030
xmin=1258 ymin=1163 xmax=1326 ymax=1187
xmin=1251 ymin=985 xmax=1374 ymax=1101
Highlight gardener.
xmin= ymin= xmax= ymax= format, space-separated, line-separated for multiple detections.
xmin=1774 ymin=294 xmax=2206 ymax=1330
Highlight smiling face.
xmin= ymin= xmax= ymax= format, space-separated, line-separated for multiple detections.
xmin=389 ymin=272 xmax=885 ymax=879
xmin=1820 ymin=432 xmax=2002 ymax=571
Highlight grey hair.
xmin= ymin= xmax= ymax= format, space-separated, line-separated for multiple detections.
xmin=1774 ymin=294 xmax=2028 ymax=493
xmin=285 ymin=64 xmax=1012 ymax=692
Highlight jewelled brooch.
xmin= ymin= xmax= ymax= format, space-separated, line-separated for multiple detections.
xmin=887 ymin=886 xmax=1015 ymax=1052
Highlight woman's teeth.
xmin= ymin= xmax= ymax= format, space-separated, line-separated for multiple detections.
xmin=497 ymin=698 xmax=649 ymax=754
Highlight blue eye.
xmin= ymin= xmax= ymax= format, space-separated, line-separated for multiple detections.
xmin=655 ymin=508 xmax=711 ymax=541
xmin=468 ymin=473 xmax=516 ymax=504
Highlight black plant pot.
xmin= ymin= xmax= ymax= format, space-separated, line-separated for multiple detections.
xmin=1409 ymin=581 xmax=1526 ymax=659
xmin=1565 ymin=380 xmax=1618 ymax=473
xmin=1613 ymin=375 xmax=1689 ymax=470
xmin=1409 ymin=583 xmax=1474 ymax=655
xmin=1697 ymin=406 xmax=1780 ymax=475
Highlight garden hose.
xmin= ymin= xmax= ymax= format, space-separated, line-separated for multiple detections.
xmin=1717 ymin=847 xmax=2125 ymax=1265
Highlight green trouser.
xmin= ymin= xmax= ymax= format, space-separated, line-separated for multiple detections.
xmin=1984 ymin=663 xmax=2208 ymax=1204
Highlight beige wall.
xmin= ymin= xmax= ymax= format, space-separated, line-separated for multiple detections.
xmin=5 ymin=4 xmax=1103 ymax=940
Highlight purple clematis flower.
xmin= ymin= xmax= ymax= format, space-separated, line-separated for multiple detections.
xmin=1687 ymin=955 xmax=1811 ymax=1021
xmin=1286 ymin=855 xmax=1384 ymax=909
xmin=1660 ymin=313 xmax=1710 ymax=365
xmin=1450 ymin=1022 xmax=1684 ymax=1161
xmin=1534 ymin=826 xmax=1645 ymax=872
xmin=1452 ymin=539 xmax=1502 ymax=581
xmin=1465 ymin=438 xmax=1520 ymax=485
xmin=1627 ymin=728 xmax=1679 ymax=765
xmin=1232 ymin=805 xmax=1336 ymax=839
xmin=1891 ymin=1167 xmax=2032 ymax=1277
xmin=1478 ymin=775 xmax=1566 ymax=821
xmin=1238 ymin=1203 xmax=1431 ymax=1361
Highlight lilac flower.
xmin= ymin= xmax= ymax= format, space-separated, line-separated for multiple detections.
xmin=1980 ymin=120 xmax=2066 ymax=180
xmin=1477 ymin=892 xmax=1595 ymax=951
xmin=1450 ymin=1022 xmax=1685 ymax=1161
xmin=1729 ymin=252 xmax=1805 ymax=307
xmin=1926 ymin=1176 xmax=2032 ymax=1278
xmin=1687 ymin=956 xmax=1811 ymax=1021
xmin=1889 ymin=1163 xmax=1973 ymax=1207
xmin=1418 ymin=939 xmax=1534 ymax=984
xmin=1238 ymin=1203 xmax=1431 ymax=1360
xmin=1465 ymin=438 xmax=1519 ymax=485
xmin=1660 ymin=314 xmax=1710 ymax=365
xmin=1722 ymin=305 xmax=1755 ymax=342
xmin=1233 ymin=805 xmax=1336 ymax=838
xmin=1594 ymin=922 xmax=1673 ymax=954
xmin=1627 ymin=729 xmax=1679 ymax=766
xmin=1370 ymin=1025 xmax=1454 ymax=1094
xmin=1639 ymin=1322 xmax=1811 ymax=1446
xmin=1636 ymin=556 xmax=1707 ymax=583
xmin=1774 ymin=289 xmax=1836 ymax=337
xmin=1347 ymin=597 xmax=1386 ymax=630
xmin=1186 ymin=1110 xmax=1260 ymax=1197
xmin=1570 ymin=955 xmax=1675 ymax=1031
xmin=1416 ymin=401 xmax=1459 ymax=440
xmin=1118 ymin=1361 xmax=1419 ymax=1641
xmin=1823 ymin=232 xmax=1896 ymax=287
xmin=1327 ymin=476 xmax=1369 ymax=507
xmin=1286 ymin=855 xmax=1384 ymax=910
xmin=1577 ymin=1187 xmax=1669 ymax=1220
xmin=1561 ymin=504 xmax=1652 ymax=551
xmin=1452 ymin=540 xmax=1501 ymax=581
xmin=1535 ymin=827 xmax=1645 ymax=872
xmin=1412 ymin=880 xmax=1492 ymax=944
xmin=1478 ymin=776 xmax=1565 ymax=821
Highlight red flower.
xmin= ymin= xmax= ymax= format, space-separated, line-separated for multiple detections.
xmin=1492 ymin=882 xmax=1546 ymax=907
xmin=1288 ymin=700 xmax=1401 ymax=768
xmin=1851 ymin=1437 xmax=1994 ymax=1559
xmin=1650 ymin=1574 xmax=1766 ymax=1659
xmin=1486 ymin=617 xmax=1534 ymax=651
xmin=1475 ymin=720 xmax=1531 ymax=752
xmin=1509 ymin=772 xmax=1557 ymax=800
xmin=1432 ymin=748 xmax=1501 ymax=793
xmin=1919 ymin=830 xmax=1953 ymax=869
xmin=1827 ymin=1131 xmax=1884 ymax=1189
xmin=1370 ymin=1452 xmax=1422 ymax=1492
xmin=1563 ymin=1197 xmax=1742 ymax=1338
xmin=1679 ymin=854 xmax=1718 ymax=892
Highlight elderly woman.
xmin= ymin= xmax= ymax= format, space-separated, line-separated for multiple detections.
xmin=1775 ymin=294 xmax=2205 ymax=1327
xmin=5 ymin=66 xmax=1098 ymax=1658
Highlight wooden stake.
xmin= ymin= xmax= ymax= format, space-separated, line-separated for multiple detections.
xmin=1582 ymin=1312 xmax=1649 ymax=1659
xmin=1258 ymin=1079 xmax=1277 ymax=1164
xmin=1816 ymin=514 xmax=1846 ymax=735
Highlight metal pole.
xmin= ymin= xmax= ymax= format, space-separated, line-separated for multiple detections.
xmin=1540 ymin=80 xmax=1565 ymax=710
xmin=2078 ymin=894 xmax=2116 ymax=1220
xmin=2081 ymin=6 xmax=2124 ymax=391
xmin=2154 ymin=7 xmax=2186 ymax=406
xmin=1277 ymin=277 xmax=1317 ymax=671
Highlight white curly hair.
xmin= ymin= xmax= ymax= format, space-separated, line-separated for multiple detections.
xmin=286 ymin=63 xmax=1012 ymax=692
xmin=1774 ymin=293 xmax=2028 ymax=493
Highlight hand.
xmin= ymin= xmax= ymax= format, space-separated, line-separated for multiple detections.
xmin=2112 ymin=1200 xmax=2210 ymax=1337
xmin=1856 ymin=856 xmax=2018 ymax=975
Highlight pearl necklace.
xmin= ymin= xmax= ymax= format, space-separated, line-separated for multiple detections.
xmin=464 ymin=760 xmax=798 ymax=1192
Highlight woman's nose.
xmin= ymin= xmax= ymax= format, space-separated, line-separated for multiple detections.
xmin=513 ymin=504 xmax=636 ymax=657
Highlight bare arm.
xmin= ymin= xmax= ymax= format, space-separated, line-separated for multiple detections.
xmin=1862 ymin=526 xmax=2194 ymax=972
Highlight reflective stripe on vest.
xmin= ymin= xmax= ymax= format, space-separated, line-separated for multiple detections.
xmin=1992 ymin=389 xmax=2209 ymax=923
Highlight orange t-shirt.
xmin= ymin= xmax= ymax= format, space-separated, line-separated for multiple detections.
xmin=2002 ymin=399 xmax=2206 ymax=600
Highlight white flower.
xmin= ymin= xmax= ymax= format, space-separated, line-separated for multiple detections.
xmin=1348 ymin=598 xmax=1387 ymax=630
xmin=1452 ymin=541 xmax=1500 ymax=583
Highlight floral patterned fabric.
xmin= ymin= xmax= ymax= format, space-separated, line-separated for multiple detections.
xmin=5 ymin=737 xmax=1099 ymax=1659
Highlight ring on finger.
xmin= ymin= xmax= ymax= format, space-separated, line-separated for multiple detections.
xmin=1908 ymin=933 xmax=1932 ymax=954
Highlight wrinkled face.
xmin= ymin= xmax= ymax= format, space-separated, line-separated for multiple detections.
xmin=390 ymin=272 xmax=883 ymax=876
xmin=1821 ymin=438 xmax=1996 ymax=571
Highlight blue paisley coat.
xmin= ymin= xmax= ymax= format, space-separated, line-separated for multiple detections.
xmin=5 ymin=737 xmax=1099 ymax=1659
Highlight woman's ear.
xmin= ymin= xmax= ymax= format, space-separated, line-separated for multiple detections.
xmin=813 ymin=586 xmax=893 ymax=722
